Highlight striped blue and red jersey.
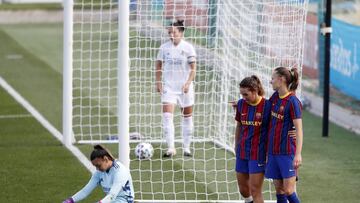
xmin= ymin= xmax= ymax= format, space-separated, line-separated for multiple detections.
xmin=267 ymin=91 xmax=302 ymax=155
xmin=235 ymin=97 xmax=272 ymax=162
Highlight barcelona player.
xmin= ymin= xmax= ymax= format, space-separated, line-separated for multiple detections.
xmin=266 ymin=67 xmax=303 ymax=203
xmin=234 ymin=75 xmax=271 ymax=203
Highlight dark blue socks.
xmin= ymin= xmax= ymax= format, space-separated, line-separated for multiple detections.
xmin=287 ymin=192 xmax=300 ymax=203
xmin=276 ymin=193 xmax=287 ymax=203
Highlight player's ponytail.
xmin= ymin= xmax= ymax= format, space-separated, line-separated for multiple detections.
xmin=170 ymin=19 xmax=185 ymax=32
xmin=239 ymin=75 xmax=265 ymax=96
xmin=289 ymin=68 xmax=299 ymax=91
xmin=274 ymin=67 xmax=299 ymax=92
xmin=90 ymin=144 xmax=115 ymax=161
xmin=251 ymin=75 xmax=265 ymax=96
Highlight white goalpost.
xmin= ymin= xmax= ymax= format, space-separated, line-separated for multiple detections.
xmin=63 ymin=0 xmax=308 ymax=201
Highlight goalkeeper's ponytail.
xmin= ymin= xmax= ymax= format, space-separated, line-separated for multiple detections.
xmin=90 ymin=144 xmax=115 ymax=161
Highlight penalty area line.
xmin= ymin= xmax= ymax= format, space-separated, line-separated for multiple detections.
xmin=0 ymin=76 xmax=95 ymax=173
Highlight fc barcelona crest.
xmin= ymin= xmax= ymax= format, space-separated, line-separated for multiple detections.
xmin=256 ymin=112 xmax=262 ymax=119
xmin=279 ymin=105 xmax=284 ymax=113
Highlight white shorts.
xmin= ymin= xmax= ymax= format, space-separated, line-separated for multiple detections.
xmin=161 ymin=88 xmax=194 ymax=108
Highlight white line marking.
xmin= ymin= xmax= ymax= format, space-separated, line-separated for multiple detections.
xmin=0 ymin=76 xmax=95 ymax=173
xmin=0 ymin=114 xmax=32 ymax=119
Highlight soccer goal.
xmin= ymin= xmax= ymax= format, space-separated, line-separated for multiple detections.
xmin=63 ymin=0 xmax=308 ymax=201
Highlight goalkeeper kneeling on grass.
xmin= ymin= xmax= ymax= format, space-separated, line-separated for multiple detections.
xmin=63 ymin=145 xmax=134 ymax=203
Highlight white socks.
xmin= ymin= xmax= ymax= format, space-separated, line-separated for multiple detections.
xmin=163 ymin=112 xmax=175 ymax=149
xmin=182 ymin=116 xmax=193 ymax=152
xmin=243 ymin=196 xmax=253 ymax=203
xmin=163 ymin=113 xmax=193 ymax=153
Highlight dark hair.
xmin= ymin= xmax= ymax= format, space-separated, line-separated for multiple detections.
xmin=274 ymin=67 xmax=299 ymax=91
xmin=90 ymin=144 xmax=115 ymax=161
xmin=170 ymin=19 xmax=185 ymax=32
xmin=239 ymin=75 xmax=265 ymax=96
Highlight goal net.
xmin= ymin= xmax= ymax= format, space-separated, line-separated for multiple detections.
xmin=67 ymin=0 xmax=308 ymax=201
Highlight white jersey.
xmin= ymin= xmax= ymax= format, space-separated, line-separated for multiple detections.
xmin=72 ymin=160 xmax=134 ymax=203
xmin=157 ymin=40 xmax=196 ymax=93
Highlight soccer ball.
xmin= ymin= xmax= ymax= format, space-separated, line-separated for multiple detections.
xmin=134 ymin=142 xmax=154 ymax=160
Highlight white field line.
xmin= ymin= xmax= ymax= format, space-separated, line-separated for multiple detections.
xmin=0 ymin=114 xmax=32 ymax=119
xmin=0 ymin=76 xmax=95 ymax=173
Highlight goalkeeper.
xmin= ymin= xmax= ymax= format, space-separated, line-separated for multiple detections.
xmin=62 ymin=145 xmax=134 ymax=203
xmin=155 ymin=19 xmax=196 ymax=157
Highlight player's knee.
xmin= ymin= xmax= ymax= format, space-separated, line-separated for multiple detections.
xmin=283 ymin=187 xmax=295 ymax=196
xmin=273 ymin=181 xmax=284 ymax=194
xmin=239 ymin=186 xmax=250 ymax=197
xmin=250 ymin=184 xmax=262 ymax=196
xmin=182 ymin=113 xmax=192 ymax=118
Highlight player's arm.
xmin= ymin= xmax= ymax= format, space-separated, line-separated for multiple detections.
xmin=70 ymin=173 xmax=99 ymax=202
xmin=182 ymin=60 xmax=196 ymax=93
xmin=155 ymin=60 xmax=163 ymax=93
xmin=98 ymin=170 xmax=130 ymax=203
xmin=187 ymin=61 xmax=196 ymax=82
xmin=293 ymin=118 xmax=303 ymax=169
xmin=182 ymin=46 xmax=196 ymax=93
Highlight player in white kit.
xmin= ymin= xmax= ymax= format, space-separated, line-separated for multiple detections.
xmin=62 ymin=145 xmax=134 ymax=203
xmin=155 ymin=19 xmax=197 ymax=157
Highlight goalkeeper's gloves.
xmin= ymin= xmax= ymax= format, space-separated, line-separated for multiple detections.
xmin=62 ymin=197 xmax=74 ymax=203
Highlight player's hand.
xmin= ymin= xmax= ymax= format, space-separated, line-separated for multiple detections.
xmin=62 ymin=197 xmax=74 ymax=203
xmin=182 ymin=82 xmax=190 ymax=93
xmin=156 ymin=82 xmax=163 ymax=94
xmin=294 ymin=153 xmax=302 ymax=169
xmin=288 ymin=129 xmax=296 ymax=138
xmin=228 ymin=101 xmax=237 ymax=111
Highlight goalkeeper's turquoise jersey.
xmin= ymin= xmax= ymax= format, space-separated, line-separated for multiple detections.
xmin=72 ymin=160 xmax=134 ymax=203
